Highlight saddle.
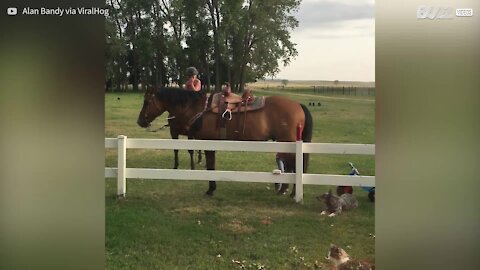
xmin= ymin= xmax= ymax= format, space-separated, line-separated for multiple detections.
xmin=208 ymin=90 xmax=266 ymax=139
xmin=210 ymin=90 xmax=265 ymax=114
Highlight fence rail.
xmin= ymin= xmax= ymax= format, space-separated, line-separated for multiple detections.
xmin=105 ymin=136 xmax=375 ymax=203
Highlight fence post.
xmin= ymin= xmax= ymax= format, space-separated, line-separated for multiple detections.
xmin=295 ymin=125 xmax=304 ymax=203
xmin=117 ymin=135 xmax=127 ymax=197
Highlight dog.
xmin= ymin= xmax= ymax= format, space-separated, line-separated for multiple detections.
xmin=327 ymin=244 xmax=374 ymax=270
xmin=317 ymin=189 xmax=358 ymax=217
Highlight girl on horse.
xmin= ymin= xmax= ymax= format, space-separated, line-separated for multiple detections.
xmin=185 ymin=67 xmax=201 ymax=91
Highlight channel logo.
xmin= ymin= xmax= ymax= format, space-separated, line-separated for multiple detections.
xmin=7 ymin=7 xmax=17 ymax=16
xmin=417 ymin=6 xmax=453 ymax=19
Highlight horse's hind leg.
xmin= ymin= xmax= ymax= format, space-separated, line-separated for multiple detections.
xmin=205 ymin=150 xmax=217 ymax=196
xmin=278 ymin=184 xmax=289 ymax=194
xmin=290 ymin=185 xmax=296 ymax=198
xmin=207 ymin=181 xmax=217 ymax=196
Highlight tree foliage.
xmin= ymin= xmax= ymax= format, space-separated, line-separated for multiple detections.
xmin=105 ymin=0 xmax=300 ymax=92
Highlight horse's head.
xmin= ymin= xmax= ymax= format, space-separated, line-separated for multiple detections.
xmin=137 ymin=87 xmax=166 ymax=128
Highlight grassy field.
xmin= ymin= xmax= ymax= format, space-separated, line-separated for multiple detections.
xmin=105 ymin=89 xmax=375 ymax=269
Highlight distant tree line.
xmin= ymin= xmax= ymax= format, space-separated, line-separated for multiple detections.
xmin=105 ymin=0 xmax=300 ymax=92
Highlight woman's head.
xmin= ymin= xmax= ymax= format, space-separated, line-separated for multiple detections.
xmin=186 ymin=66 xmax=198 ymax=77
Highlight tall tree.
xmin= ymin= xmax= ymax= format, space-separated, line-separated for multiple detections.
xmin=205 ymin=0 xmax=224 ymax=91
xmin=158 ymin=0 xmax=188 ymax=84
xmin=236 ymin=0 xmax=299 ymax=91
xmin=105 ymin=0 xmax=300 ymax=92
xmin=106 ymin=0 xmax=131 ymax=91
xmin=151 ymin=0 xmax=167 ymax=86
xmin=183 ymin=0 xmax=213 ymax=91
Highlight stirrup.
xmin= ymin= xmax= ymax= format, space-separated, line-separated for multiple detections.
xmin=221 ymin=109 xmax=232 ymax=120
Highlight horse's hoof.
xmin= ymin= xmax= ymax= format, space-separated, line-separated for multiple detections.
xmin=205 ymin=191 xmax=214 ymax=196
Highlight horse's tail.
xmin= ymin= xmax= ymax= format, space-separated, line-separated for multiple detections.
xmin=300 ymin=104 xmax=313 ymax=173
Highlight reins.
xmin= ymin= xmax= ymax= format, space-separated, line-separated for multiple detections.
xmin=147 ymin=92 xmax=210 ymax=133
xmin=147 ymin=115 xmax=176 ymax=132
xmin=185 ymin=93 xmax=212 ymax=131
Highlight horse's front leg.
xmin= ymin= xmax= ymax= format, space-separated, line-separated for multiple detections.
xmin=187 ymin=135 xmax=195 ymax=170
xmin=171 ymin=134 xmax=180 ymax=169
xmin=188 ymin=150 xmax=195 ymax=170
xmin=205 ymin=150 xmax=216 ymax=196
xmin=197 ymin=150 xmax=202 ymax=164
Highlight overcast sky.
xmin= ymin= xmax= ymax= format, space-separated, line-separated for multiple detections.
xmin=275 ymin=0 xmax=375 ymax=82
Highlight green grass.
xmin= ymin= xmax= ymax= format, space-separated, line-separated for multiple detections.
xmin=105 ymin=90 xmax=375 ymax=269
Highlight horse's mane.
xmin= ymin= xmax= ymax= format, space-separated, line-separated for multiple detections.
xmin=155 ymin=87 xmax=205 ymax=106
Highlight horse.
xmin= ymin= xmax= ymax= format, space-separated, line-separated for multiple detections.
xmin=137 ymin=87 xmax=313 ymax=197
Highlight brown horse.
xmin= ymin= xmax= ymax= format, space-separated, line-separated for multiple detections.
xmin=137 ymin=87 xmax=313 ymax=197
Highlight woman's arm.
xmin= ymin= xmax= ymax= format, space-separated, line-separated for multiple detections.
xmin=193 ymin=79 xmax=201 ymax=91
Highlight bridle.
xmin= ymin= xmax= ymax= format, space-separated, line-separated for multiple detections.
xmin=145 ymin=93 xmax=163 ymax=116
xmin=143 ymin=92 xmax=187 ymax=132
xmin=143 ymin=93 xmax=166 ymax=132
xmin=144 ymin=92 xmax=210 ymax=133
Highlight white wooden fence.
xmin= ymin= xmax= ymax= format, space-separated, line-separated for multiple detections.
xmin=105 ymin=135 xmax=375 ymax=203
